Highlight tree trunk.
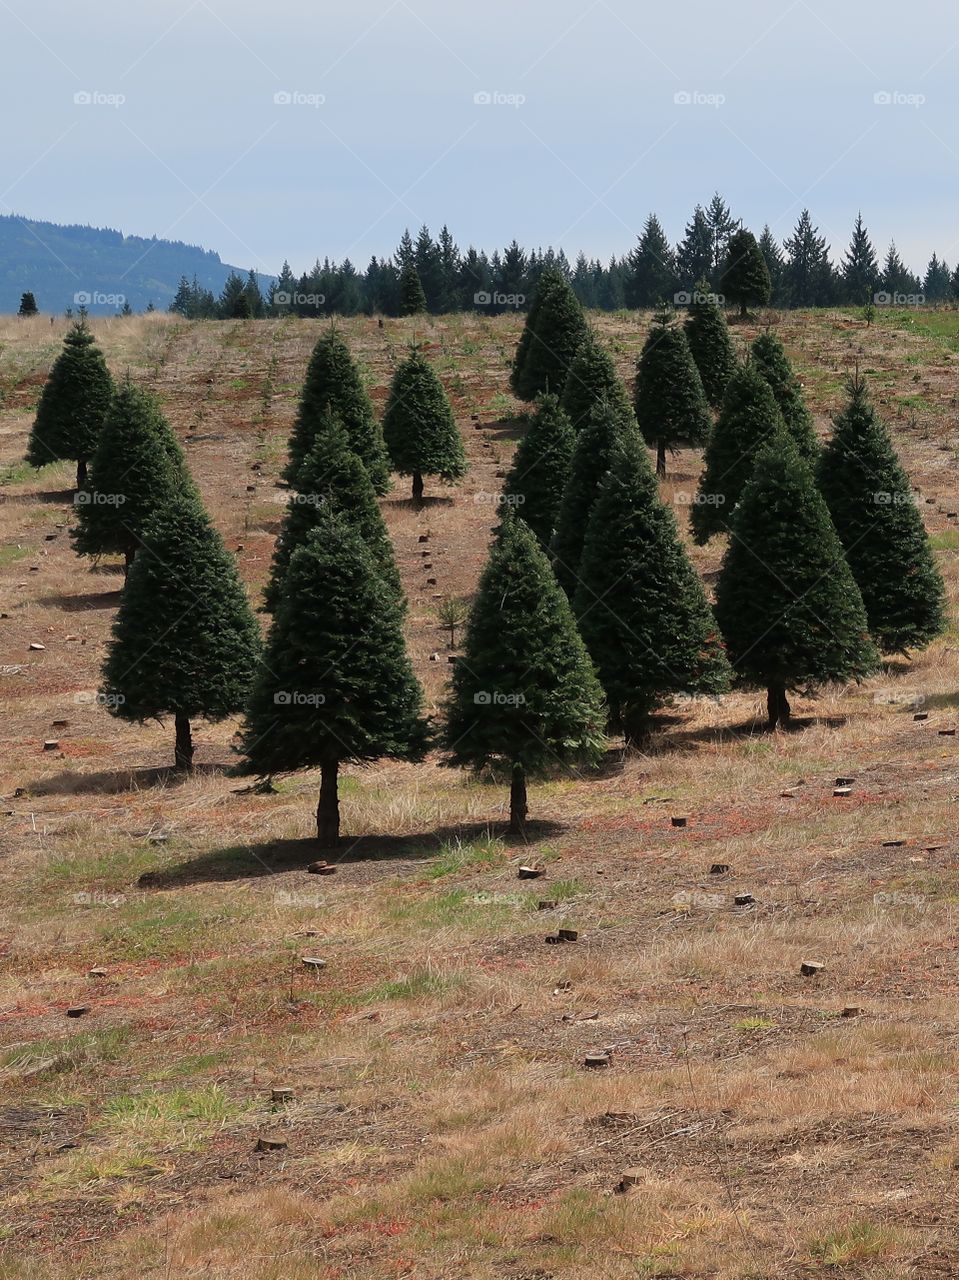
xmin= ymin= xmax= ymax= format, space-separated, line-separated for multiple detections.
xmin=76 ymin=457 xmax=87 ymax=489
xmin=739 ymin=300 xmax=748 ymax=319
xmin=766 ymin=682 xmax=791 ymax=730
xmin=316 ymin=757 xmax=340 ymax=847
xmin=123 ymin=547 xmax=135 ymax=578
xmin=174 ymin=712 xmax=194 ymax=772
xmin=656 ymin=440 xmax=666 ymax=478
xmin=411 ymin=471 xmax=424 ymax=504
xmin=622 ymin=705 xmax=650 ymax=748
xmin=508 ymin=763 xmax=528 ymax=835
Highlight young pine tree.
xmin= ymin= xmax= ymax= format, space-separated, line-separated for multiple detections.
xmin=720 ymin=228 xmax=772 ymax=317
xmin=691 ymin=365 xmax=785 ymax=544
xmin=510 ymin=269 xmax=588 ymax=402
xmin=282 ymin=330 xmax=390 ymax=493
xmin=817 ymin=376 xmax=946 ymax=654
xmin=444 ymin=513 xmax=605 ymax=833
xmin=551 ymin=402 xmax=633 ymax=596
xmin=242 ymin=517 xmax=428 ymax=845
xmin=633 ymin=309 xmax=712 ymax=476
xmin=683 ymin=284 xmax=736 ymax=410
xmin=750 ymin=332 xmax=818 ymax=464
xmin=265 ymin=411 xmax=402 ymax=613
xmin=574 ymin=434 xmax=731 ymax=742
xmin=26 ymin=321 xmax=113 ymax=487
xmin=398 ymin=261 xmax=427 ymax=315
xmin=382 ymin=347 xmax=466 ymax=501
xmin=18 ymin=291 xmax=38 ymax=317
xmin=72 ymin=380 xmax=194 ymax=572
xmin=714 ymin=431 xmax=878 ymax=728
xmin=501 ymin=392 xmax=576 ymax=548
xmin=558 ymin=330 xmax=634 ymax=432
xmin=101 ymin=492 xmax=261 ymax=771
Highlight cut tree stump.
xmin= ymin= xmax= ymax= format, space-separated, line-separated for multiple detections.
xmin=914 ymin=712 xmax=929 ymax=721
xmin=558 ymin=928 xmax=578 ymax=942
xmin=66 ymin=1005 xmax=90 ymax=1018
xmin=835 ymin=776 xmax=855 ymax=787
xmin=709 ymin=863 xmax=730 ymax=875
xmin=584 ymin=1051 xmax=611 ymax=1069
xmin=87 ymin=966 xmax=107 ymax=978
xmin=256 ymin=1133 xmax=288 ymax=1152
xmin=518 ymin=865 xmax=542 ymax=880
xmin=28 ymin=642 xmax=45 ymax=651
xmin=615 ymin=1168 xmax=645 ymax=1194
xmin=734 ymin=893 xmax=755 ymax=907
xmin=545 ymin=934 xmax=563 ymax=944
xmin=307 ymin=861 xmax=336 ymax=875
xmin=670 ymin=816 xmax=688 ymax=828
xmin=271 ymin=1087 xmax=295 ymax=1104
xmin=537 ymin=900 xmax=558 ymax=911
xmin=42 ymin=740 xmax=59 ymax=751
xmin=938 ymin=728 xmax=956 ymax=737
xmin=841 ymin=1006 xmax=862 ymax=1018
xmin=800 ymin=960 xmax=825 ymax=977
xmin=301 ymin=957 xmax=326 ymax=970
xmin=882 ymin=839 xmax=905 ymax=848
xmin=833 ymin=786 xmax=853 ymax=797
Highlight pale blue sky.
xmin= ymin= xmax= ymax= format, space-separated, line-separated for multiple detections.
xmin=2 ymin=0 xmax=957 ymax=275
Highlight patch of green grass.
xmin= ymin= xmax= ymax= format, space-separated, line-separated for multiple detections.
xmin=360 ymin=969 xmax=465 ymax=1004
xmin=0 ymin=543 xmax=29 ymax=565
xmin=423 ymin=836 xmax=508 ymax=880
xmin=101 ymin=1084 xmax=243 ymax=1136
xmin=97 ymin=898 xmax=251 ymax=961
xmin=736 ymin=1015 xmax=775 ymax=1031
xmin=0 ymin=458 xmax=66 ymax=486
xmin=2 ymin=1027 xmax=132 ymax=1076
xmin=809 ymin=1218 xmax=898 ymax=1266
xmin=37 ymin=842 xmax=165 ymax=895
xmin=931 ymin=530 xmax=959 ymax=552
xmin=387 ymin=887 xmax=513 ymax=931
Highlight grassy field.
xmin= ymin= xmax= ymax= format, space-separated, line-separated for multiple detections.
xmin=2 ymin=304 xmax=959 ymax=1278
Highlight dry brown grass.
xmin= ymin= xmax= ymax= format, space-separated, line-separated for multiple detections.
xmin=1 ymin=306 xmax=959 ymax=1277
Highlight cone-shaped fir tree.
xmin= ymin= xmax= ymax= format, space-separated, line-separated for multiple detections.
xmin=714 ymin=429 xmax=879 ymax=729
xmin=444 ymin=513 xmax=605 ymax=834
xmin=816 ymin=376 xmax=946 ymax=654
xmin=265 ymin=410 xmax=403 ymax=614
xmin=501 ymin=393 xmax=576 ymax=548
xmin=242 ymin=516 xmax=428 ymax=845
xmin=101 ymin=492 xmax=261 ymax=771
xmin=282 ymin=329 xmax=389 ymax=493
xmin=719 ymin=227 xmax=772 ymax=316
xmin=574 ymin=434 xmax=731 ymax=742
xmin=382 ymin=347 xmax=466 ymax=501
xmin=398 ymin=261 xmax=427 ymax=315
xmin=750 ymin=332 xmax=818 ymax=464
xmin=558 ymin=330 xmax=634 ymax=433
xmin=690 ymin=364 xmax=785 ymax=544
xmin=551 ymin=402 xmax=633 ymax=597
xmin=72 ymin=380 xmax=195 ymax=573
xmin=634 ymin=308 xmax=712 ymax=476
xmin=683 ymin=284 xmax=736 ymax=410
xmin=26 ymin=321 xmax=113 ymax=487
xmin=510 ymin=268 xmax=588 ymax=402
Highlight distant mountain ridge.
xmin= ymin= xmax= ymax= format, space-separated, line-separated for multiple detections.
xmin=0 ymin=214 xmax=255 ymax=314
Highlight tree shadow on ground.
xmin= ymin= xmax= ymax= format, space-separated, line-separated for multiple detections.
xmin=2 ymin=489 xmax=74 ymax=506
xmin=137 ymin=818 xmax=568 ymax=889
xmin=39 ymin=590 xmax=122 ymax=612
xmin=641 ymin=713 xmax=849 ymax=753
xmin=28 ymin=762 xmax=231 ymax=796
xmin=480 ymin=416 xmax=526 ymax=442
xmin=382 ymin=494 xmax=456 ymax=511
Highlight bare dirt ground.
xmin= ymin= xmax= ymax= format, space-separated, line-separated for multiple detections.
xmin=1 ymin=306 xmax=959 ymax=1278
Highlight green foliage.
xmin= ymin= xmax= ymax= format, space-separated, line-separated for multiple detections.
xmin=242 ymin=516 xmax=427 ymax=775
xmin=399 ymin=261 xmax=427 ymax=315
xmin=26 ymin=321 xmax=113 ymax=475
xmin=265 ymin=411 xmax=402 ymax=614
xmin=102 ymin=492 xmax=261 ymax=722
xmin=72 ymin=380 xmax=194 ymax=563
xmin=691 ymin=364 xmax=785 ymax=543
xmin=720 ymin=227 xmax=772 ymax=314
xmin=575 ymin=434 xmax=731 ymax=739
xmin=750 ymin=332 xmax=818 ymax=464
xmin=282 ymin=329 xmax=389 ymax=493
xmin=510 ymin=269 xmax=588 ymax=401
xmin=444 ymin=512 xmax=606 ymax=775
xmin=683 ymin=285 xmax=736 ymax=409
xmin=558 ymin=330 xmax=634 ymax=432
xmin=817 ymin=377 xmax=946 ymax=653
xmin=18 ymin=291 xmax=38 ymax=316
xmin=382 ymin=347 xmax=466 ymax=494
xmin=633 ymin=311 xmax=711 ymax=472
xmin=501 ymin=392 xmax=576 ymax=548
xmin=551 ymin=402 xmax=633 ymax=596
xmin=714 ymin=430 xmax=879 ymax=699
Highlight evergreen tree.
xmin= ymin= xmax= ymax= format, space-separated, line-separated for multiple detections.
xmin=501 ymin=392 xmax=576 ymax=548
xmin=398 ymin=260 xmax=427 ymax=315
xmin=558 ymin=330 xmax=634 ymax=432
xmin=510 ymin=268 xmax=588 ymax=401
xmin=414 ymin=225 xmax=445 ymax=311
xmin=720 ymin=228 xmax=771 ymax=316
xmin=244 ymin=269 xmax=264 ymax=317
xmin=841 ymin=213 xmax=880 ymax=304
xmin=633 ymin=308 xmax=711 ymax=475
xmin=683 ymin=284 xmax=736 ymax=409
xmin=101 ymin=492 xmax=261 ymax=772
xmin=923 ymin=253 xmax=951 ymax=303
xmin=444 ymin=513 xmax=605 ymax=833
xmin=219 ymin=271 xmax=252 ymax=318
xmin=676 ymin=205 xmax=714 ymax=288
xmin=691 ymin=364 xmax=785 ymax=543
xmin=551 ymin=402 xmax=633 ymax=596
xmin=574 ymin=433 xmax=731 ymax=742
xmin=266 ymin=411 xmax=402 ymax=614
xmin=382 ymin=347 xmax=466 ymax=501
xmin=880 ymin=242 xmax=919 ymax=298
xmin=26 ymin=321 xmax=113 ymax=487
xmin=624 ymin=213 xmax=678 ymax=308
xmin=242 ymin=516 xmax=428 ymax=845
xmin=73 ymin=380 xmax=194 ymax=572
xmin=18 ymin=291 xmax=38 ymax=317
xmin=715 ymin=429 xmax=879 ymax=728
xmin=282 ymin=329 xmax=390 ymax=493
xmin=817 ymin=376 xmax=946 ymax=654
xmin=782 ymin=210 xmax=835 ymax=307
xmin=757 ymin=225 xmax=785 ymax=305
xmin=705 ymin=193 xmax=737 ymax=276
xmin=271 ymin=260 xmax=297 ymax=312
xmin=750 ymin=332 xmax=818 ymax=464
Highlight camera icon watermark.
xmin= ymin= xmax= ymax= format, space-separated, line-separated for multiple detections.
xmin=874 ymin=90 xmax=925 ymax=107
xmin=72 ymin=891 xmax=126 ymax=906
xmin=74 ymin=291 xmax=126 ymax=308
xmin=874 ymin=290 xmax=924 ymax=307
xmin=74 ymin=90 xmax=125 ymax=108
xmin=473 ymin=491 xmax=525 ymax=506
xmin=74 ymin=690 xmax=126 ymax=708
xmin=273 ymin=90 xmax=325 ymax=107
xmin=674 ymin=89 xmax=725 ymax=108
xmin=274 ymin=690 xmax=326 ymax=706
xmin=274 ymin=290 xmax=325 ymax=307
xmin=674 ymin=289 xmax=725 ymax=306
xmin=673 ymin=490 xmax=725 ymax=507
xmin=74 ymin=490 xmax=126 ymax=506
xmin=473 ymin=90 xmax=526 ymax=108
xmin=474 ymin=290 xmax=525 ymax=308
xmin=473 ymin=690 xmax=526 ymax=706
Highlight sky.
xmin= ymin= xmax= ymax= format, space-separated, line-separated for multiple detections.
xmin=2 ymin=0 xmax=958 ymax=277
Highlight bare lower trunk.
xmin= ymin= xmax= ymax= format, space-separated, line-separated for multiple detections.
xmin=656 ymin=440 xmax=666 ymax=477
xmin=123 ymin=547 xmax=135 ymax=578
xmin=739 ymin=300 xmax=748 ymax=319
xmin=316 ymin=757 xmax=340 ymax=847
xmin=174 ymin=712 xmax=194 ymax=772
xmin=766 ymin=682 xmax=791 ymax=730
xmin=76 ymin=457 xmax=87 ymax=489
xmin=411 ymin=471 xmax=424 ymax=504
xmin=622 ymin=704 xmax=651 ymax=748
xmin=508 ymin=763 xmax=528 ymax=835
